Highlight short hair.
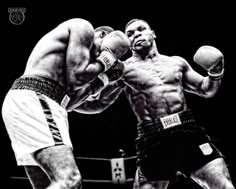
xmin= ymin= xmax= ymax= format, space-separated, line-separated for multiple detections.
xmin=95 ymin=26 xmax=114 ymax=34
xmin=124 ymin=19 xmax=151 ymax=32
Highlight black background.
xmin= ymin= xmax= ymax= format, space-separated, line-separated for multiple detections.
xmin=3 ymin=1 xmax=235 ymax=188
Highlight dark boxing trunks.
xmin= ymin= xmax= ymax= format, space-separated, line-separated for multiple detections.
xmin=135 ymin=109 xmax=223 ymax=180
xmin=11 ymin=76 xmax=70 ymax=108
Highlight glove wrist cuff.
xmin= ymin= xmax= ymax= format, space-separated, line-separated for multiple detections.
xmin=97 ymin=51 xmax=116 ymax=71
xmin=98 ymin=73 xmax=109 ymax=86
xmin=208 ymin=68 xmax=225 ymax=81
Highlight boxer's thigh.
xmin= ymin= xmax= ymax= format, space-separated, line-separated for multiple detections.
xmin=191 ymin=157 xmax=234 ymax=189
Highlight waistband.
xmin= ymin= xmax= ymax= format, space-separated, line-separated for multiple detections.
xmin=137 ymin=110 xmax=195 ymax=134
xmin=10 ymin=76 xmax=70 ymax=108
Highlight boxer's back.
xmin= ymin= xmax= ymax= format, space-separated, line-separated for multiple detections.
xmin=23 ymin=24 xmax=70 ymax=87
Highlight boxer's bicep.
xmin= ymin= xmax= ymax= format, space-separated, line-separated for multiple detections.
xmin=183 ymin=62 xmax=219 ymax=98
xmin=183 ymin=66 xmax=204 ymax=93
xmin=172 ymin=56 xmax=204 ymax=94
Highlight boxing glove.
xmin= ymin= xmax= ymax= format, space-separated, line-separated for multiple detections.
xmin=193 ymin=45 xmax=224 ymax=80
xmin=104 ymin=60 xmax=124 ymax=81
xmin=97 ymin=30 xmax=130 ymax=71
xmin=96 ymin=60 xmax=124 ymax=87
xmin=87 ymin=60 xmax=125 ymax=101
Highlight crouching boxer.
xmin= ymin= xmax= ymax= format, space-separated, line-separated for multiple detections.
xmin=1 ymin=18 xmax=130 ymax=189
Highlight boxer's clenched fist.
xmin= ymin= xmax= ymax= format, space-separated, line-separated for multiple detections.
xmin=97 ymin=30 xmax=130 ymax=71
xmin=193 ymin=45 xmax=224 ymax=80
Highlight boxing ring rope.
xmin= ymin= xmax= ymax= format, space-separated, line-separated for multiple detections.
xmin=75 ymin=155 xmax=137 ymax=161
xmin=9 ymin=176 xmax=135 ymax=183
xmin=10 ymin=155 xmax=137 ymax=184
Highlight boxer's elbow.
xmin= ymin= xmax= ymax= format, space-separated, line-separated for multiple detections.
xmin=199 ymin=77 xmax=221 ymax=98
xmin=201 ymin=91 xmax=217 ymax=98
xmin=198 ymin=88 xmax=219 ymax=98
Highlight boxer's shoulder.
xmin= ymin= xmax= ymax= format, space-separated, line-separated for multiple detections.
xmin=56 ymin=18 xmax=95 ymax=39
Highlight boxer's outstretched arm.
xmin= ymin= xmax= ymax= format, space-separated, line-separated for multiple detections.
xmin=182 ymin=63 xmax=222 ymax=98
xmin=175 ymin=46 xmax=224 ymax=98
xmin=69 ymin=80 xmax=125 ymax=114
xmin=66 ymin=60 xmax=125 ymax=111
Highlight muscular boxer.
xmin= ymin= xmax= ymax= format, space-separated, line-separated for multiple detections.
xmin=1 ymin=18 xmax=130 ymax=189
xmin=71 ymin=19 xmax=234 ymax=189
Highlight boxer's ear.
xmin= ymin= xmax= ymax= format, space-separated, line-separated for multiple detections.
xmin=151 ymin=30 xmax=156 ymax=38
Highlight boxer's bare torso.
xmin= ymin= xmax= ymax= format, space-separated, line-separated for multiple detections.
xmin=123 ymin=54 xmax=189 ymax=122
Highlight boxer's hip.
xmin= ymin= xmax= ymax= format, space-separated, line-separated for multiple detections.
xmin=10 ymin=76 xmax=70 ymax=108
xmin=135 ymin=110 xmax=204 ymax=160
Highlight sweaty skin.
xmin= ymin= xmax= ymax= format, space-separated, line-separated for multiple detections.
xmin=23 ymin=18 xmax=105 ymax=95
xmin=3 ymin=18 xmax=116 ymax=189
xmin=122 ymin=20 xmax=220 ymax=122
xmin=72 ymin=20 xmax=234 ymax=189
xmin=123 ymin=55 xmax=188 ymax=121
xmin=73 ymin=19 xmax=220 ymax=117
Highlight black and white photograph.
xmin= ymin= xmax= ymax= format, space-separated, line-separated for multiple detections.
xmin=3 ymin=1 xmax=235 ymax=188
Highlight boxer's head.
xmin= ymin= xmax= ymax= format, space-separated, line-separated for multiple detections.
xmin=95 ymin=26 xmax=114 ymax=35
xmin=124 ymin=19 xmax=156 ymax=52
xmin=90 ymin=26 xmax=114 ymax=60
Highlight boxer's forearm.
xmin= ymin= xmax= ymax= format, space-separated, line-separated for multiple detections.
xmin=71 ymin=80 xmax=124 ymax=114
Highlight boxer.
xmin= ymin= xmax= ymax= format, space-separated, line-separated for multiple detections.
xmin=70 ymin=19 xmax=234 ymax=189
xmin=2 ymin=18 xmax=130 ymax=189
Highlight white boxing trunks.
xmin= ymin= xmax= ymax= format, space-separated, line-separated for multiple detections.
xmin=1 ymin=76 xmax=72 ymax=166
